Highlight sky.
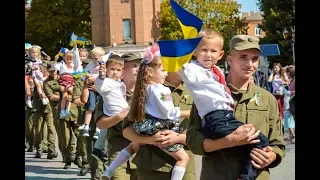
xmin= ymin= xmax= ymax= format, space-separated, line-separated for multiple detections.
xmin=236 ymin=0 xmax=259 ymax=13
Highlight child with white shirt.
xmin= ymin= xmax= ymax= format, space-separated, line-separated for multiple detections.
xmin=78 ymin=47 xmax=105 ymax=138
xmin=101 ymin=44 xmax=190 ymax=180
xmin=84 ymin=54 xmax=128 ymax=167
xmin=26 ymin=45 xmax=49 ymax=107
xmin=55 ymin=43 xmax=83 ymax=119
xmin=177 ymin=30 xmax=269 ymax=180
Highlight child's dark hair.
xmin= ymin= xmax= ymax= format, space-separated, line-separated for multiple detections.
xmin=127 ymin=56 xmax=162 ymax=122
xmin=106 ymin=54 xmax=124 ymax=68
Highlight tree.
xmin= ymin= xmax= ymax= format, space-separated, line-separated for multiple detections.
xmin=257 ymin=0 xmax=295 ymax=66
xmin=159 ymin=0 xmax=183 ymax=40
xmin=25 ymin=0 xmax=91 ymax=57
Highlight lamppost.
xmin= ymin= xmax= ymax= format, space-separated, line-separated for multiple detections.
xmin=283 ymin=27 xmax=295 ymax=64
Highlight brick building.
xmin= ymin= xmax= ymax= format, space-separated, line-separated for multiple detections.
xmin=242 ymin=11 xmax=265 ymax=38
xmin=91 ymin=0 xmax=160 ymax=47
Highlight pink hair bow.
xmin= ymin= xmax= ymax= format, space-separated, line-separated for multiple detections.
xmin=141 ymin=43 xmax=161 ymax=64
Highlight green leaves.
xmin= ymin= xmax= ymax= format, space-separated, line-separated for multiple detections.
xmin=25 ymin=0 xmax=91 ymax=57
xmin=257 ymin=0 xmax=295 ymax=65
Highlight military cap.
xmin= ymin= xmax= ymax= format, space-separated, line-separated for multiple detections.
xmin=229 ymin=35 xmax=262 ymax=52
xmin=121 ymin=52 xmax=142 ymax=62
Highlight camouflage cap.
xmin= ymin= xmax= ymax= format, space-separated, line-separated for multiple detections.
xmin=121 ymin=52 xmax=142 ymax=62
xmin=82 ymin=59 xmax=92 ymax=64
xmin=229 ymin=35 xmax=262 ymax=52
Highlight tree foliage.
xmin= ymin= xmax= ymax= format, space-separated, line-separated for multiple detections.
xmin=25 ymin=0 xmax=91 ymax=57
xmin=257 ymin=0 xmax=295 ymax=66
xmin=159 ymin=0 xmax=247 ymax=53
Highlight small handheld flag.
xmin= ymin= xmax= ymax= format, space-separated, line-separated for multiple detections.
xmin=59 ymin=47 xmax=69 ymax=57
xmin=72 ymin=70 xmax=89 ymax=79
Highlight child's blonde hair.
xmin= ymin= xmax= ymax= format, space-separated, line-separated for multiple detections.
xmin=28 ymin=45 xmax=42 ymax=60
xmin=65 ymin=51 xmax=73 ymax=58
xmin=91 ymin=47 xmax=105 ymax=57
xmin=79 ymin=48 xmax=88 ymax=56
xmin=198 ymin=29 xmax=224 ymax=48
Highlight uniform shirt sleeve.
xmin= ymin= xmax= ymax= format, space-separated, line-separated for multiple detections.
xmin=72 ymin=80 xmax=82 ymax=100
xmin=44 ymin=80 xmax=54 ymax=97
xmin=186 ymin=104 xmax=208 ymax=156
xmin=149 ymin=84 xmax=180 ymax=120
xmin=267 ymin=94 xmax=286 ymax=168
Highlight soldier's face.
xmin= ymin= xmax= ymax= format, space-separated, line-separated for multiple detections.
xmin=123 ymin=60 xmax=140 ymax=83
xmin=228 ymin=49 xmax=260 ymax=80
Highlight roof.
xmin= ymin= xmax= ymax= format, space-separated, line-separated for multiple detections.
xmin=245 ymin=11 xmax=264 ymax=21
xmin=260 ymin=44 xmax=280 ymax=56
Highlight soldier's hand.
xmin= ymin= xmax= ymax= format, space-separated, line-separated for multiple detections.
xmin=250 ymin=146 xmax=276 ymax=169
xmin=146 ymin=131 xmax=163 ymax=145
xmin=117 ymin=108 xmax=129 ymax=120
xmin=88 ymin=85 xmax=97 ymax=92
xmin=227 ymin=124 xmax=260 ymax=147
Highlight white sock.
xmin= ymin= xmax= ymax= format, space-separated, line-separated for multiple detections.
xmin=171 ymin=166 xmax=186 ymax=180
xmin=106 ymin=149 xmax=132 ymax=173
xmin=27 ymin=96 xmax=31 ymax=101
xmin=84 ymin=124 xmax=89 ymax=130
xmin=96 ymin=127 xmax=101 ymax=133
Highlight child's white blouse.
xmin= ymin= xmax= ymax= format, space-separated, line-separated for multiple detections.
xmin=56 ymin=48 xmax=83 ymax=74
xmin=178 ymin=61 xmax=234 ymax=119
xmin=95 ymin=77 xmax=129 ymax=116
xmin=145 ymin=84 xmax=181 ymax=121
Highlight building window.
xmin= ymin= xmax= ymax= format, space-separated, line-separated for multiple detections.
xmin=255 ymin=25 xmax=262 ymax=36
xmin=123 ymin=19 xmax=131 ymax=40
xmin=121 ymin=0 xmax=129 ymax=3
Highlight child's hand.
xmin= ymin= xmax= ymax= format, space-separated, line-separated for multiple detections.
xmin=86 ymin=77 xmax=96 ymax=85
xmin=86 ymin=73 xmax=92 ymax=78
xmin=54 ymin=54 xmax=59 ymax=62
xmin=46 ymin=56 xmax=51 ymax=61
xmin=73 ymin=43 xmax=77 ymax=49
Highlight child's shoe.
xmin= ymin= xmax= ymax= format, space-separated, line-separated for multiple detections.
xmin=82 ymin=129 xmax=90 ymax=137
xmin=44 ymin=97 xmax=49 ymax=104
xmin=93 ymin=130 xmax=100 ymax=140
xmin=26 ymin=100 xmax=33 ymax=109
xmin=42 ymin=98 xmax=48 ymax=105
xmin=78 ymin=124 xmax=86 ymax=130
xmin=59 ymin=110 xmax=66 ymax=119
xmin=65 ymin=110 xmax=71 ymax=119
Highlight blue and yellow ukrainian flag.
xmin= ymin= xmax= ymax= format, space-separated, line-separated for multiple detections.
xmin=69 ymin=32 xmax=78 ymax=46
xmin=72 ymin=70 xmax=89 ymax=79
xmin=76 ymin=37 xmax=86 ymax=45
xmin=170 ymin=0 xmax=203 ymax=39
xmin=159 ymin=0 xmax=203 ymax=72
xmin=159 ymin=37 xmax=202 ymax=72
xmin=59 ymin=47 xmax=68 ymax=57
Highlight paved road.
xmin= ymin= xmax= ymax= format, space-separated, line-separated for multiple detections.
xmin=25 ymin=129 xmax=294 ymax=180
